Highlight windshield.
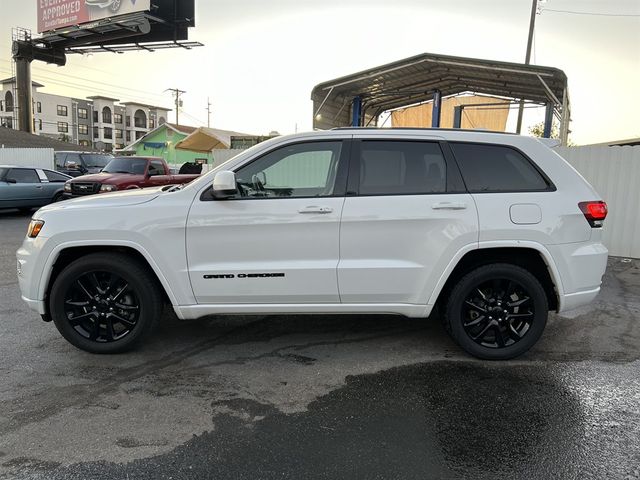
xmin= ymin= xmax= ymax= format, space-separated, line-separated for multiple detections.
xmin=102 ymin=158 xmax=148 ymax=175
xmin=81 ymin=154 xmax=113 ymax=169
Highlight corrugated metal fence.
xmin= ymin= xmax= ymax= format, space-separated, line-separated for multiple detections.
xmin=556 ymin=145 xmax=640 ymax=258
xmin=0 ymin=148 xmax=55 ymax=169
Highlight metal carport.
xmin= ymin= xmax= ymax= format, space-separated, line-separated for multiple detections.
xmin=311 ymin=52 xmax=570 ymax=145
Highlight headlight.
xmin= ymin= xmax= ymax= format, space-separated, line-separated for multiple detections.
xmin=27 ymin=220 xmax=45 ymax=239
xmin=100 ymin=184 xmax=118 ymax=192
xmin=64 ymin=183 xmax=72 ymax=192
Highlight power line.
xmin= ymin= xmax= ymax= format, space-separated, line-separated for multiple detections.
xmin=541 ymin=8 xmax=640 ymax=17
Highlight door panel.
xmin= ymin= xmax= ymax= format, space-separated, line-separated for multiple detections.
xmin=187 ymin=198 xmax=345 ymax=303
xmin=339 ymin=194 xmax=478 ymax=303
xmin=187 ymin=139 xmax=349 ymax=304
xmin=338 ymin=139 xmax=478 ymax=304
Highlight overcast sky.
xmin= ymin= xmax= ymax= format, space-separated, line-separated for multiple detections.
xmin=1 ymin=0 xmax=638 ymax=144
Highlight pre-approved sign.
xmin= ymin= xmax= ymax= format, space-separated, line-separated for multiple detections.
xmin=37 ymin=0 xmax=151 ymax=33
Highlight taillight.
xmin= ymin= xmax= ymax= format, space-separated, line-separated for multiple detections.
xmin=578 ymin=201 xmax=607 ymax=228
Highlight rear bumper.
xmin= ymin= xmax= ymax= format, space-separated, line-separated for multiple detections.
xmin=549 ymin=241 xmax=608 ymax=313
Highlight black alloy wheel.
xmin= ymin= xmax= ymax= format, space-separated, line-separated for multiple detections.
xmin=63 ymin=271 xmax=140 ymax=343
xmin=445 ymin=263 xmax=548 ymax=360
xmin=461 ymin=278 xmax=534 ymax=349
xmin=50 ymin=253 xmax=163 ymax=353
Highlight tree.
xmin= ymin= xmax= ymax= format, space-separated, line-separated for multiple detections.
xmin=528 ymin=122 xmax=574 ymax=146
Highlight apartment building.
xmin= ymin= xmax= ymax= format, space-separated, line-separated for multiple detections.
xmin=0 ymin=77 xmax=170 ymax=153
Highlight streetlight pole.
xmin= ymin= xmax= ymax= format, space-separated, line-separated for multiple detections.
xmin=516 ymin=0 xmax=539 ymax=134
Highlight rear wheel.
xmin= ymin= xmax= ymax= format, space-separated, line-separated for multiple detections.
xmin=445 ymin=263 xmax=548 ymax=360
xmin=50 ymin=253 xmax=163 ymax=353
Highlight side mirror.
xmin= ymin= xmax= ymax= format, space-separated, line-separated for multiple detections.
xmin=5 ymin=178 xmax=17 ymax=184
xmin=212 ymin=170 xmax=237 ymax=198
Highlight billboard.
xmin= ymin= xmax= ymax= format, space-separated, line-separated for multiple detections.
xmin=38 ymin=0 xmax=151 ymax=33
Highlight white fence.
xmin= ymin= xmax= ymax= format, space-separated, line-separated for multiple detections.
xmin=556 ymin=145 xmax=640 ymax=258
xmin=0 ymin=148 xmax=55 ymax=169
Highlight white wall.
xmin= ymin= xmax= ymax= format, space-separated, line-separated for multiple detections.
xmin=0 ymin=148 xmax=55 ymax=169
xmin=555 ymin=145 xmax=640 ymax=258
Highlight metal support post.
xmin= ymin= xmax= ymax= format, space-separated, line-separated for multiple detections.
xmin=543 ymin=103 xmax=554 ymax=138
xmin=14 ymin=54 xmax=33 ymax=134
xmin=431 ymin=90 xmax=442 ymax=128
xmin=453 ymin=105 xmax=463 ymax=128
xmin=351 ymin=96 xmax=362 ymax=127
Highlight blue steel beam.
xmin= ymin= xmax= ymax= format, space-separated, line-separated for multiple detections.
xmin=431 ymin=90 xmax=442 ymax=128
xmin=351 ymin=96 xmax=362 ymax=127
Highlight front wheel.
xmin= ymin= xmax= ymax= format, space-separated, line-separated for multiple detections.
xmin=50 ymin=253 xmax=163 ymax=353
xmin=445 ymin=263 xmax=548 ymax=360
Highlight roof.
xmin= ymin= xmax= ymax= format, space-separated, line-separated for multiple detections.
xmin=0 ymin=127 xmax=97 ymax=151
xmin=120 ymin=102 xmax=172 ymax=111
xmin=1 ymin=77 xmax=45 ymax=88
xmin=175 ymin=127 xmax=254 ymax=152
xmin=86 ymin=95 xmax=121 ymax=102
xmin=122 ymin=123 xmax=198 ymax=151
xmin=311 ymin=52 xmax=569 ymax=130
xmin=165 ymin=123 xmax=198 ymax=135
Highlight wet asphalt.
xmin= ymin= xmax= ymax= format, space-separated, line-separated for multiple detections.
xmin=1 ymin=209 xmax=639 ymax=480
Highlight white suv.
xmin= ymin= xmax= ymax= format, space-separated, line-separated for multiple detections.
xmin=17 ymin=129 xmax=608 ymax=359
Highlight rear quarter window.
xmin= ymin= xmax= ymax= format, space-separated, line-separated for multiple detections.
xmin=450 ymin=143 xmax=551 ymax=192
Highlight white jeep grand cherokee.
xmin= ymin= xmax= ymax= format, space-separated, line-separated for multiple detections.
xmin=17 ymin=129 xmax=608 ymax=360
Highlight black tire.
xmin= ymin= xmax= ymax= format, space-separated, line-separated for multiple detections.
xmin=18 ymin=207 xmax=33 ymax=214
xmin=50 ymin=253 xmax=163 ymax=354
xmin=444 ymin=263 xmax=548 ymax=360
xmin=52 ymin=192 xmax=64 ymax=203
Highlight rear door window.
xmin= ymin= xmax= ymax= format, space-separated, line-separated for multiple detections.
xmin=450 ymin=143 xmax=550 ymax=192
xmin=7 ymin=168 xmax=40 ymax=183
xmin=44 ymin=170 xmax=70 ymax=183
xmin=357 ymin=141 xmax=447 ymax=195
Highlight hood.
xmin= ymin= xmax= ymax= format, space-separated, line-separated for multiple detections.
xmin=38 ymin=186 xmax=164 ymax=214
xmin=69 ymin=172 xmax=142 ymax=183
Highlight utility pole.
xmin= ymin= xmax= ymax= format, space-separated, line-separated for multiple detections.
xmin=206 ymin=97 xmax=212 ymax=128
xmin=165 ymin=88 xmax=186 ymax=125
xmin=516 ymin=0 xmax=539 ymax=134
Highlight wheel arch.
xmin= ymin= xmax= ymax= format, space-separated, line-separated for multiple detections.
xmin=41 ymin=243 xmax=177 ymax=313
xmin=430 ymin=243 xmax=562 ymax=313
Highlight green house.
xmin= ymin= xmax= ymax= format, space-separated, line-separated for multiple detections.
xmin=123 ymin=123 xmax=213 ymax=166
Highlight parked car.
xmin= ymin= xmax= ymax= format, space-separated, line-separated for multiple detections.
xmin=55 ymin=151 xmax=114 ymax=178
xmin=62 ymin=156 xmax=200 ymax=199
xmin=0 ymin=166 xmax=71 ymax=213
xmin=17 ymin=129 xmax=608 ymax=359
xmin=85 ymin=0 xmax=122 ymax=13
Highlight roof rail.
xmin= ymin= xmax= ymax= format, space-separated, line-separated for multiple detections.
xmin=331 ymin=127 xmax=516 ymax=135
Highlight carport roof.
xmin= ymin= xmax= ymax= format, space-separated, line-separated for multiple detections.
xmin=311 ymin=52 xmax=569 ymax=130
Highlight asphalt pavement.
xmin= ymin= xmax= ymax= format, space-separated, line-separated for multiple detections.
xmin=1 ymin=208 xmax=639 ymax=480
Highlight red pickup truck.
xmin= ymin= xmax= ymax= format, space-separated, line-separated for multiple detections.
xmin=63 ymin=156 xmax=200 ymax=198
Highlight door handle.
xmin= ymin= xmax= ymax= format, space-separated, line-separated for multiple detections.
xmin=298 ymin=206 xmax=333 ymax=214
xmin=432 ymin=202 xmax=467 ymax=210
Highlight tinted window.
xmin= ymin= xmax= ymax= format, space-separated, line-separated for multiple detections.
xmin=149 ymin=160 xmax=165 ymax=176
xmin=358 ymin=141 xmax=446 ymax=195
xmin=450 ymin=143 xmax=549 ymax=192
xmin=55 ymin=153 xmax=67 ymax=168
xmin=103 ymin=158 xmax=148 ymax=175
xmin=81 ymin=154 xmax=112 ymax=168
xmin=235 ymin=142 xmax=343 ymax=198
xmin=44 ymin=170 xmax=69 ymax=182
xmin=64 ymin=153 xmax=82 ymax=168
xmin=7 ymin=169 xmax=40 ymax=184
